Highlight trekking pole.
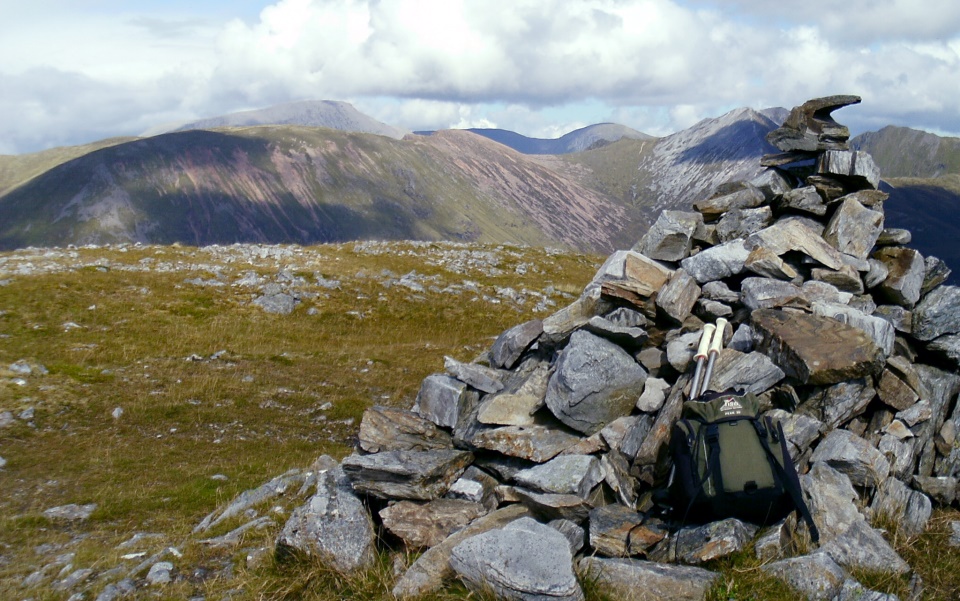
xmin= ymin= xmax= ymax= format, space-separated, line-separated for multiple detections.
xmin=689 ymin=323 xmax=715 ymax=399
xmin=699 ymin=318 xmax=728 ymax=395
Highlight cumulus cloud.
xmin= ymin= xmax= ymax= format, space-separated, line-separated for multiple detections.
xmin=1 ymin=0 xmax=959 ymax=154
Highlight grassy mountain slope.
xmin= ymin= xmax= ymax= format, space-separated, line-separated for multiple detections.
xmin=0 ymin=137 xmax=137 ymax=197
xmin=854 ymin=126 xmax=960 ymax=178
xmin=0 ymin=126 xmax=647 ymax=253
xmin=464 ymin=123 xmax=653 ymax=155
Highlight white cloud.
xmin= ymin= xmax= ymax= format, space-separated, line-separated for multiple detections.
xmin=2 ymin=0 xmax=960 ymax=154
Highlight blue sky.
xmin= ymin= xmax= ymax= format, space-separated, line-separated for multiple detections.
xmin=2 ymin=0 xmax=959 ymax=154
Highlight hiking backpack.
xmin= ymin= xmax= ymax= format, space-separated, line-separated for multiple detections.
xmin=669 ymin=389 xmax=819 ymax=542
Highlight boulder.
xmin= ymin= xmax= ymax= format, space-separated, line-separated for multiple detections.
xmin=513 ymin=454 xmax=603 ymax=499
xmin=379 ymin=499 xmax=487 ymax=549
xmin=762 ymin=552 xmax=847 ymax=601
xmin=275 ymin=465 xmax=376 ymax=573
xmin=444 ymin=356 xmax=506 ymax=394
xmin=817 ymin=150 xmax=881 ymax=190
xmin=635 ymin=210 xmax=702 ymax=262
xmin=715 ymin=206 xmax=774 ymax=242
xmin=477 ymin=362 xmax=551 ymax=427
xmin=358 ymin=406 xmax=453 ymax=453
xmin=693 ymin=183 xmax=765 ymax=219
xmin=470 ymin=424 xmax=582 ymax=463
xmin=823 ymin=197 xmax=884 ymax=260
xmin=449 ymin=517 xmax=585 ymax=601
xmin=669 ymin=518 xmax=758 ymax=565
xmin=766 ymin=95 xmax=860 ymax=152
xmin=810 ymin=429 xmax=891 ymax=488
xmin=579 ymin=557 xmax=718 ymax=601
xmin=680 ymin=239 xmax=752 ymax=284
xmin=545 ymin=330 xmax=648 ymax=435
xmin=414 ymin=374 xmax=475 ymax=429
xmin=746 ymin=218 xmax=843 ymax=270
xmin=588 ymin=504 xmax=666 ymax=557
xmin=912 ymin=285 xmax=960 ymax=341
xmin=872 ymin=247 xmax=925 ymax=307
xmin=490 ymin=319 xmax=544 ymax=369
xmin=655 ymin=269 xmax=701 ymax=324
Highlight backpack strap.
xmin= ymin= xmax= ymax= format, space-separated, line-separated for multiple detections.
xmin=704 ymin=423 xmax=724 ymax=497
xmin=753 ymin=418 xmax=820 ymax=544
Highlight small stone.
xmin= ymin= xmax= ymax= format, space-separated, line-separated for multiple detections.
xmin=146 ymin=561 xmax=174 ymax=585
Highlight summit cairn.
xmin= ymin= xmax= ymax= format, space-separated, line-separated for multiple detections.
xmin=280 ymin=97 xmax=960 ymax=600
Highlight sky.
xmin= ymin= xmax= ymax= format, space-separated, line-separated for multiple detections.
xmin=1 ymin=0 xmax=959 ymax=155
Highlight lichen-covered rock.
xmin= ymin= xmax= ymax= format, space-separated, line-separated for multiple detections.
xmin=578 ymin=557 xmax=718 ymax=601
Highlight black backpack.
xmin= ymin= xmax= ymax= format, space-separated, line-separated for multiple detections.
xmin=669 ymin=390 xmax=819 ymax=542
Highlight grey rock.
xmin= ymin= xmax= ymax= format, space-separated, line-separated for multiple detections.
xmin=414 ymin=374 xmax=475 ymax=430
xmin=869 ymin=477 xmax=931 ymax=538
xmin=766 ymin=95 xmax=860 ymax=152
xmin=471 ymin=423 xmax=582 ymax=463
xmin=879 ymin=434 xmax=918 ymax=480
xmin=604 ymin=306 xmax=649 ymax=329
xmin=636 ymin=377 xmax=670 ymax=413
xmin=751 ymin=168 xmax=793 ymax=199
xmin=600 ymin=450 xmax=637 ymax=508
xmin=767 ymin=409 xmax=823 ymax=459
xmin=701 ymin=280 xmax=739 ymax=304
xmin=811 ymin=301 xmax=895 ymax=357
xmin=746 ymin=218 xmax=843 ymax=270
xmin=276 ymin=465 xmax=376 ymax=572
xmin=666 ymin=330 xmax=702 ymax=373
xmin=588 ymin=505 xmax=666 ymax=557
xmin=543 ymin=287 xmax=610 ymax=344
xmin=695 ymin=297 xmax=733 ymax=320
xmin=635 ymin=210 xmax=703 ymax=262
xmin=671 ymin=519 xmax=758 ymax=565
xmin=693 ymin=183 xmax=766 ymax=219
xmin=146 ymin=561 xmax=174 ymax=585
xmin=744 ymin=247 xmax=800 ymax=280
xmin=779 ymin=185 xmax=827 ymax=216
xmin=912 ymin=285 xmax=960 ymax=341
xmin=801 ymin=280 xmax=853 ymax=306
xmin=811 ymin=429 xmax=890 ymax=488
xmin=928 ymin=334 xmax=960 ymax=367
xmin=341 ymin=449 xmax=473 ymax=500
xmin=873 ymin=305 xmax=912 ymax=333
xmin=199 ymin=516 xmax=273 ymax=547
xmin=477 ymin=362 xmax=551 ymax=427
xmin=820 ymin=519 xmax=910 ymax=575
xmin=823 ymin=197 xmax=884 ymax=260
xmin=876 ymin=368 xmax=920 ymax=411
xmin=511 ymin=488 xmax=593 ymax=522
xmin=865 ymin=258 xmax=890 ymax=289
xmin=513 ymin=455 xmax=603 ymax=499
xmin=817 ymin=150 xmax=881 ymax=190
xmin=754 ymin=520 xmax=792 ymax=563
xmin=914 ymin=365 xmax=960 ymax=478
xmin=811 ymin=264 xmax=865 ymax=295
xmin=752 ymin=309 xmax=884 ymax=386
xmin=447 ymin=466 xmax=499 ymax=510
xmin=655 ymin=269 xmax=701 ymax=324
xmin=680 ymin=239 xmax=752 ymax=284
xmin=603 ymin=251 xmax=674 ymax=299
xmin=912 ymin=476 xmax=957 ymax=505
xmin=635 ymin=374 xmax=690 ymax=467
xmin=762 ymin=552 xmax=847 ymax=601
xmin=716 ymin=206 xmax=774 ymax=242
xmin=896 ymin=400 xmax=931 ymax=427
xmin=545 ymin=330 xmax=647 ymax=435
xmin=358 ymin=405 xmax=453 ymax=453
xmin=834 ymin=579 xmax=901 ymax=601
xmin=578 ymin=556 xmax=718 ymax=601
xmin=450 ymin=517 xmax=584 ymax=601
xmin=252 ymin=292 xmax=298 ymax=314
xmin=872 ymin=247 xmax=925 ymax=307
xmin=600 ymin=414 xmax=654 ymax=458
xmin=703 ymin=349 xmax=784 ymax=395
xmin=922 ymin=255 xmax=952 ymax=295
xmin=740 ymin=277 xmax=802 ymax=311
xmin=379 ymin=499 xmax=486 ymax=549
xmin=584 ymin=315 xmax=648 ymax=350
xmin=490 ymin=319 xmax=544 ymax=369
xmin=728 ymin=323 xmax=755 ymax=353
xmin=877 ymin=228 xmax=912 ymax=246
xmin=549 ymin=519 xmax=587 ymax=555
xmin=393 ymin=505 xmax=531 ymax=598
xmin=444 ymin=356 xmax=506 ymax=394
xmin=43 ymin=503 xmax=97 ymax=522
xmin=802 ymin=463 xmax=866 ymax=541
xmin=637 ymin=346 xmax=668 ymax=377
xmin=952 ymin=521 xmax=960 ymax=547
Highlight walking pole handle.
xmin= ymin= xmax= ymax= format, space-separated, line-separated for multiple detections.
xmin=709 ymin=318 xmax=728 ymax=355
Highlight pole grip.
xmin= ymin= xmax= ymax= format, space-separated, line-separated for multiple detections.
xmin=708 ymin=318 xmax=728 ymax=354
xmin=695 ymin=324 xmax=715 ymax=360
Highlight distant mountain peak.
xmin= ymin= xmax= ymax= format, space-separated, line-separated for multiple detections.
xmin=143 ymin=100 xmax=409 ymax=140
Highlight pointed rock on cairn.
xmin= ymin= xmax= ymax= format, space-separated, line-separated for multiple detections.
xmin=278 ymin=96 xmax=960 ymax=601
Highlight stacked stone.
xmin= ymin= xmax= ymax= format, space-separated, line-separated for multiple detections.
xmin=277 ymin=96 xmax=960 ymax=601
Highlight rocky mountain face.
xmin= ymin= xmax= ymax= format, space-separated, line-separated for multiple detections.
xmin=265 ymin=96 xmax=960 ymax=600
xmin=854 ymin=126 xmax=960 ymax=179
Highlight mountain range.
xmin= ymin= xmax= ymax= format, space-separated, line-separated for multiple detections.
xmin=1 ymin=99 xmax=957 ymax=283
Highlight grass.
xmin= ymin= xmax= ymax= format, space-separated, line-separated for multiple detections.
xmin=3 ymin=240 xmax=960 ymax=600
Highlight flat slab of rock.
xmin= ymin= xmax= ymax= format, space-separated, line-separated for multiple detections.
xmin=817 ymin=150 xmax=881 ymax=190
xmin=490 ymin=319 xmax=544 ymax=369
xmin=588 ymin=505 xmax=666 ymax=557
xmin=762 ymin=552 xmax=847 ymax=600
xmin=341 ymin=449 xmax=473 ymax=500
xmin=358 ymin=405 xmax=453 ymax=453
xmin=680 ymin=239 xmax=751 ymax=284
xmin=747 ymin=219 xmax=843 ymax=270
xmin=471 ymin=423 xmax=582 ymax=463
xmin=450 ymin=517 xmax=584 ymax=601
xmin=912 ymin=285 xmax=960 ymax=341
xmin=635 ymin=210 xmax=702 ymax=262
xmin=379 ymin=499 xmax=486 ymax=549
xmin=669 ymin=519 xmax=758 ymax=565
xmin=752 ymin=309 xmax=884 ymax=385
xmin=477 ymin=362 xmax=551 ymax=427
xmin=444 ymin=356 xmax=506 ymax=394
xmin=810 ymin=429 xmax=891 ymax=488
xmin=823 ymin=197 xmax=884 ymax=260
xmin=766 ymin=95 xmax=860 ymax=152
xmin=579 ymin=557 xmax=718 ymax=601
xmin=545 ymin=330 xmax=647 ymax=435
xmin=513 ymin=454 xmax=602 ymax=499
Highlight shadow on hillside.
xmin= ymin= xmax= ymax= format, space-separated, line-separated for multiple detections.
xmin=673 ymin=119 xmax=779 ymax=164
